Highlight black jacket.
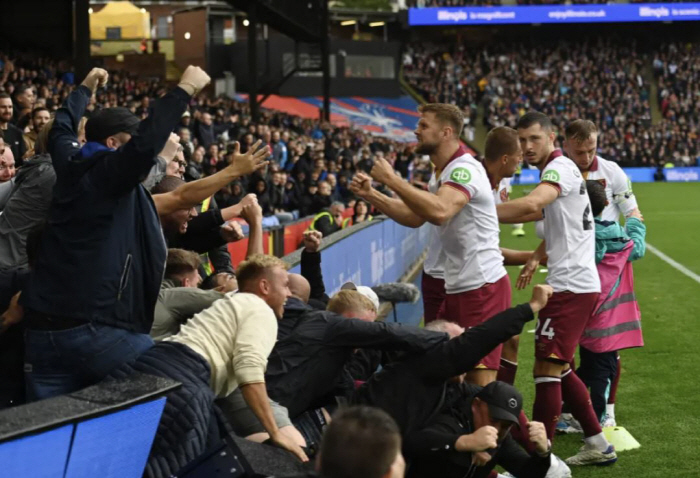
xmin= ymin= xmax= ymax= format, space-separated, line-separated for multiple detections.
xmin=266 ymin=312 xmax=447 ymax=419
xmin=352 ymin=304 xmax=535 ymax=438
xmin=2 ymin=123 xmax=26 ymax=167
xmin=21 ymin=85 xmax=189 ymax=333
xmin=405 ymin=384 xmax=550 ymax=478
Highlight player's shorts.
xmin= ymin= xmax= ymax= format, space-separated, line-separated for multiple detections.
xmin=437 ymin=274 xmax=512 ymax=370
xmin=421 ymin=271 xmax=446 ymax=324
xmin=534 ymin=291 xmax=599 ymax=363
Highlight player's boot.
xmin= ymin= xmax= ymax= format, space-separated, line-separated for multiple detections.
xmin=497 ymin=454 xmax=571 ymax=478
xmin=511 ymin=225 xmax=526 ymax=237
xmin=545 ymin=455 xmax=573 ymax=478
xmin=555 ymin=413 xmax=583 ymax=434
xmin=601 ymin=413 xmax=617 ymax=428
xmin=565 ymin=444 xmax=617 ymax=466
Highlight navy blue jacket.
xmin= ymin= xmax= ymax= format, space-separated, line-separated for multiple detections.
xmin=21 ymin=85 xmax=190 ymax=333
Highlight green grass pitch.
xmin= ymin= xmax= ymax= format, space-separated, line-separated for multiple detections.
xmin=498 ymin=182 xmax=700 ymax=477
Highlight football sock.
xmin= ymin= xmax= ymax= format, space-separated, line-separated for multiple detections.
xmin=497 ymin=358 xmax=518 ymax=385
xmin=533 ymin=376 xmax=562 ymax=440
xmin=561 ymin=368 xmax=603 ymax=439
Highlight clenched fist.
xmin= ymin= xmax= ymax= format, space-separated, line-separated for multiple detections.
xmin=178 ymin=66 xmax=211 ymax=96
xmin=81 ymin=68 xmax=109 ymax=93
xmin=529 ymin=284 xmax=554 ymax=314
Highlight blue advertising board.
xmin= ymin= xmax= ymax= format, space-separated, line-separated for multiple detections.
xmin=409 ymin=4 xmax=700 ymax=25
xmin=289 ymin=219 xmax=431 ymax=296
xmin=513 ymin=167 xmax=700 ymax=185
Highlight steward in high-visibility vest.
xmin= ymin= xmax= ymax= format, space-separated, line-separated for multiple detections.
xmin=309 ymin=202 xmax=345 ymax=238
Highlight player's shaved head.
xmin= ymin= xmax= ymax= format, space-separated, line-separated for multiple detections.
xmin=288 ymin=273 xmax=311 ymax=304
xmin=485 ymin=126 xmax=520 ymax=162
xmin=516 ymin=111 xmax=553 ymax=133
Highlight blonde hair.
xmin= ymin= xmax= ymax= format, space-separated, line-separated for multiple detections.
xmin=418 ymin=103 xmax=464 ymax=137
xmin=565 ymin=119 xmax=598 ymax=143
xmin=327 ymin=290 xmax=377 ymax=315
xmin=237 ymin=254 xmax=289 ymax=290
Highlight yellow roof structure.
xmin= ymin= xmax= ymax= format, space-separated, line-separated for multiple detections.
xmin=90 ymin=1 xmax=151 ymax=40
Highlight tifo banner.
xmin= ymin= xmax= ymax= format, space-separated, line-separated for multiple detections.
xmin=289 ymin=219 xmax=431 ymax=295
xmin=256 ymin=95 xmax=422 ymax=143
xmin=513 ymin=167 xmax=700 ymax=185
xmin=409 ymin=4 xmax=700 ymax=25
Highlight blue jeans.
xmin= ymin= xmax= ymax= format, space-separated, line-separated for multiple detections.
xmin=24 ymin=322 xmax=154 ymax=401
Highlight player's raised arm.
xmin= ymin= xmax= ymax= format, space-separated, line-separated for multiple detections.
xmin=496 ymin=183 xmax=559 ymax=224
xmin=350 ymin=172 xmax=425 ymax=228
xmin=370 ymin=157 xmax=468 ymax=226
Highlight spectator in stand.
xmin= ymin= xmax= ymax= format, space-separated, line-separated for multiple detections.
xmin=195 ymin=111 xmax=215 ymax=149
xmin=0 ymin=146 xmax=15 ymax=183
xmin=309 ymin=201 xmax=345 ymax=238
xmin=12 ymin=84 xmax=36 ymax=129
xmin=0 ymin=93 xmax=27 ymax=165
xmin=23 ymin=106 xmax=51 ymax=157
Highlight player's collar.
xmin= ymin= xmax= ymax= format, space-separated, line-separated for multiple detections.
xmin=481 ymin=159 xmax=499 ymax=190
xmin=588 ymin=156 xmax=600 ymax=172
xmin=436 ymin=144 xmax=468 ymax=176
xmin=540 ymin=149 xmax=563 ymax=177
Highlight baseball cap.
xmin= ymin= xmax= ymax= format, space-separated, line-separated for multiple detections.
xmin=475 ymin=381 xmax=523 ymax=427
xmin=85 ymin=107 xmax=140 ymax=143
xmin=341 ymin=281 xmax=380 ymax=312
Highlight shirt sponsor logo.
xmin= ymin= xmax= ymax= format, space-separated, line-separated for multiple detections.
xmin=500 ymin=188 xmax=509 ymax=202
xmin=542 ymin=170 xmax=560 ymax=183
xmin=450 ymin=167 xmax=472 ymax=184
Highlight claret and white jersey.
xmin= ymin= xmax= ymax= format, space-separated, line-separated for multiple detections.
xmin=493 ymin=177 xmax=512 ymax=205
xmin=583 ymin=156 xmax=639 ymax=222
xmin=423 ymin=226 xmax=445 ymax=279
xmin=428 ymin=146 xmax=506 ymax=294
xmin=540 ymin=150 xmax=600 ymax=294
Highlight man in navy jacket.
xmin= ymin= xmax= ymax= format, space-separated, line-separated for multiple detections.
xmin=20 ymin=67 xmax=213 ymax=401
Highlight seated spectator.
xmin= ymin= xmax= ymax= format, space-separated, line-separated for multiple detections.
xmin=0 ymin=94 xmax=25 ymax=166
xmin=0 ymin=144 xmax=15 ymax=183
xmin=343 ymin=199 xmax=373 ymax=228
xmin=22 ymin=106 xmax=51 ymax=158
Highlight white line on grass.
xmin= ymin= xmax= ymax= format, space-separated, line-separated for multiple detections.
xmin=647 ymin=243 xmax=700 ymax=285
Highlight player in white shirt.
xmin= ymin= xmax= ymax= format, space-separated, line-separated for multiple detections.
xmin=563 ymin=119 xmax=643 ymax=428
xmin=563 ymin=119 xmax=641 ymax=222
xmin=497 ymin=113 xmax=617 ymax=467
xmin=482 ymin=126 xmax=536 ymax=386
xmin=351 ymin=103 xmax=509 ymax=388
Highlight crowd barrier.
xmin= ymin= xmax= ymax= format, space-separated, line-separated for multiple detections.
xmin=0 ymin=374 xmax=179 ymax=478
xmin=512 ymin=166 xmax=700 ymax=185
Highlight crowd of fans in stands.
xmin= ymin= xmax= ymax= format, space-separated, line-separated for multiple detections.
xmin=404 ymin=39 xmax=700 ymax=167
xmin=0 ymin=52 xmax=435 ymax=228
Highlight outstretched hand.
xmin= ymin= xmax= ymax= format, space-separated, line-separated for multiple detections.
xmin=228 ymin=141 xmax=269 ymax=177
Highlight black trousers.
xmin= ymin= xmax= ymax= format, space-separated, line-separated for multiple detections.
xmin=576 ymin=346 xmax=618 ymax=421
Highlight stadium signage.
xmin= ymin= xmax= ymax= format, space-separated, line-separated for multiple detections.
xmin=409 ymin=3 xmax=700 ymax=25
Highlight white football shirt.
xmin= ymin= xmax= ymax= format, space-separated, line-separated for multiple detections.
xmin=423 ymin=225 xmax=445 ymax=279
xmin=428 ymin=147 xmax=506 ymax=294
xmin=583 ymin=156 xmax=639 ymax=222
xmin=540 ymin=151 xmax=600 ymax=294
xmin=493 ymin=177 xmax=512 ymax=205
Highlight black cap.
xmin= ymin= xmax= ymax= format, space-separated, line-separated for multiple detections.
xmin=85 ymin=107 xmax=140 ymax=143
xmin=475 ymin=381 xmax=522 ymax=427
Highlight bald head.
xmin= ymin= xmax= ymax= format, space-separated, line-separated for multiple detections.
xmin=288 ymin=273 xmax=311 ymax=304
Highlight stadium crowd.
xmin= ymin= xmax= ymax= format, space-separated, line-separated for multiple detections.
xmin=0 ymin=34 xmax=652 ymax=478
xmin=404 ymin=39 xmax=700 ymax=167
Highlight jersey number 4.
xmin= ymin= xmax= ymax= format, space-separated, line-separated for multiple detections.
xmin=536 ymin=318 xmax=555 ymax=340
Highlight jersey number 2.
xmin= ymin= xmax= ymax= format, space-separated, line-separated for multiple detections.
xmin=582 ymin=205 xmax=592 ymax=231
xmin=537 ymin=318 xmax=555 ymax=340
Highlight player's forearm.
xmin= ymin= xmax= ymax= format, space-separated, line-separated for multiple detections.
xmin=246 ymin=219 xmax=264 ymax=258
xmin=240 ymin=382 xmax=280 ymax=438
xmin=501 ymin=248 xmax=534 ymax=266
xmin=530 ymin=240 xmax=547 ymax=263
xmin=497 ymin=198 xmax=540 ymax=223
xmin=365 ymin=188 xmax=424 ymax=228
xmin=386 ymin=175 xmax=449 ymax=225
